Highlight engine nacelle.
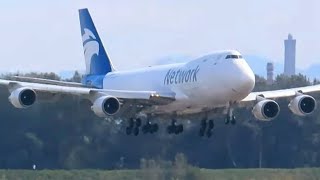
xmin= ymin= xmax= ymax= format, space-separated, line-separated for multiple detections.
xmin=288 ymin=95 xmax=316 ymax=116
xmin=91 ymin=96 xmax=120 ymax=117
xmin=8 ymin=87 xmax=37 ymax=108
xmin=252 ymin=99 xmax=280 ymax=121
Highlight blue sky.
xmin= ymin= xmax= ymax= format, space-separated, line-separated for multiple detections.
xmin=0 ymin=0 xmax=319 ymax=73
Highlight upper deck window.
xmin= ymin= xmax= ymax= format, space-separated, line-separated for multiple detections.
xmin=225 ymin=55 xmax=242 ymax=59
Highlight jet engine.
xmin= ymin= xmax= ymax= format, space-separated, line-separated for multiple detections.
xmin=252 ymin=99 xmax=280 ymax=121
xmin=91 ymin=96 xmax=120 ymax=117
xmin=9 ymin=87 xmax=37 ymax=108
xmin=288 ymin=95 xmax=316 ymax=116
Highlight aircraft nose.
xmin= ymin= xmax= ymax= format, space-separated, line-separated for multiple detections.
xmin=235 ymin=61 xmax=255 ymax=94
xmin=241 ymin=68 xmax=255 ymax=91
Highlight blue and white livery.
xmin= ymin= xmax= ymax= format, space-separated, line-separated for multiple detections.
xmin=0 ymin=8 xmax=319 ymax=137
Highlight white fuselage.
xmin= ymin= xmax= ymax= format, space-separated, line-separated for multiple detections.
xmin=103 ymin=50 xmax=255 ymax=114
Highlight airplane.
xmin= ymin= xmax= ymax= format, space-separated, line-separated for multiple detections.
xmin=0 ymin=8 xmax=319 ymax=138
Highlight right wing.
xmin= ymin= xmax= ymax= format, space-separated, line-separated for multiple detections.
xmin=238 ymin=84 xmax=320 ymax=121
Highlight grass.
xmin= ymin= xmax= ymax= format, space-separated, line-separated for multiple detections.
xmin=0 ymin=168 xmax=319 ymax=180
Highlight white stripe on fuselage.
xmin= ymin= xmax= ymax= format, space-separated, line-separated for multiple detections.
xmin=103 ymin=51 xmax=255 ymax=114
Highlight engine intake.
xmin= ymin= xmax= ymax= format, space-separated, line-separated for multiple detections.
xmin=289 ymin=95 xmax=316 ymax=116
xmin=91 ymin=96 xmax=120 ymax=117
xmin=252 ymin=99 xmax=280 ymax=121
xmin=9 ymin=87 xmax=37 ymax=108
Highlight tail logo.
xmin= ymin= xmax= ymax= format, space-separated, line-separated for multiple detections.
xmin=82 ymin=28 xmax=100 ymax=74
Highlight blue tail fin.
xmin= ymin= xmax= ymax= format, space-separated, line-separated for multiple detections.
xmin=79 ymin=8 xmax=115 ymax=76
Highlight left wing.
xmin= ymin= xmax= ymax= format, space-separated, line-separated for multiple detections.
xmin=242 ymin=84 xmax=320 ymax=102
xmin=239 ymin=84 xmax=320 ymax=121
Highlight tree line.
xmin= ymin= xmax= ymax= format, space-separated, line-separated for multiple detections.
xmin=0 ymin=72 xmax=319 ymax=169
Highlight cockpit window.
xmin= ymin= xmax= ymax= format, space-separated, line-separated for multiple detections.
xmin=225 ymin=55 xmax=242 ymax=59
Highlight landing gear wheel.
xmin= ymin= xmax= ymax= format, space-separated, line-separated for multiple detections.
xmin=167 ymin=118 xmax=183 ymax=135
xmin=174 ymin=127 xmax=180 ymax=135
xmin=208 ymin=120 xmax=214 ymax=129
xmin=142 ymin=125 xmax=149 ymax=134
xmin=133 ymin=127 xmax=139 ymax=136
xmin=206 ymin=130 xmax=212 ymax=138
xmin=174 ymin=124 xmax=183 ymax=134
xmin=225 ymin=117 xmax=230 ymax=125
xmin=231 ymin=116 xmax=236 ymax=125
xmin=167 ymin=126 xmax=174 ymax=134
xmin=201 ymin=119 xmax=207 ymax=127
xmin=151 ymin=124 xmax=159 ymax=133
xmin=199 ymin=127 xmax=205 ymax=137
xmin=126 ymin=127 xmax=132 ymax=135
xmin=178 ymin=124 xmax=183 ymax=133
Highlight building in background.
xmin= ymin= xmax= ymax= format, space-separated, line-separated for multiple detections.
xmin=267 ymin=62 xmax=274 ymax=85
xmin=284 ymin=34 xmax=296 ymax=76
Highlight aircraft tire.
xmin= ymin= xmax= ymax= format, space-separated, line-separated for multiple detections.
xmin=142 ymin=125 xmax=149 ymax=134
xmin=126 ymin=127 xmax=132 ymax=135
xmin=151 ymin=124 xmax=159 ymax=133
xmin=199 ymin=128 xmax=205 ymax=137
xmin=133 ymin=127 xmax=139 ymax=136
xmin=167 ymin=126 xmax=173 ymax=134
xmin=225 ymin=117 xmax=230 ymax=125
xmin=231 ymin=116 xmax=236 ymax=125
xmin=206 ymin=130 xmax=212 ymax=138
xmin=177 ymin=124 xmax=183 ymax=133
xmin=208 ymin=120 xmax=214 ymax=129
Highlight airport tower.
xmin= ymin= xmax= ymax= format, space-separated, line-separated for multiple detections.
xmin=284 ymin=34 xmax=296 ymax=76
xmin=267 ymin=62 xmax=274 ymax=85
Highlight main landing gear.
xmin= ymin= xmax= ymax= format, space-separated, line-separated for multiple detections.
xmin=225 ymin=115 xmax=236 ymax=125
xmin=126 ymin=118 xmax=159 ymax=136
xmin=167 ymin=119 xmax=183 ymax=135
xmin=199 ymin=119 xmax=214 ymax=138
xmin=142 ymin=120 xmax=159 ymax=134
xmin=199 ymin=103 xmax=237 ymax=138
xmin=224 ymin=104 xmax=236 ymax=125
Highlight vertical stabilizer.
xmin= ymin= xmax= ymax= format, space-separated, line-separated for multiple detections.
xmin=79 ymin=8 xmax=115 ymax=76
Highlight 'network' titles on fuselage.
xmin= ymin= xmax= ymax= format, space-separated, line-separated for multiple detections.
xmin=164 ymin=66 xmax=200 ymax=85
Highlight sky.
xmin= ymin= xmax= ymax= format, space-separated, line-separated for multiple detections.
xmin=0 ymin=0 xmax=319 ymax=73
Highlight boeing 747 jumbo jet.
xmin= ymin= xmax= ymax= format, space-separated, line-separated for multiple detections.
xmin=0 ymin=9 xmax=320 ymax=137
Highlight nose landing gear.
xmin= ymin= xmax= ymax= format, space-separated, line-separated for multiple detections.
xmin=225 ymin=103 xmax=236 ymax=125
